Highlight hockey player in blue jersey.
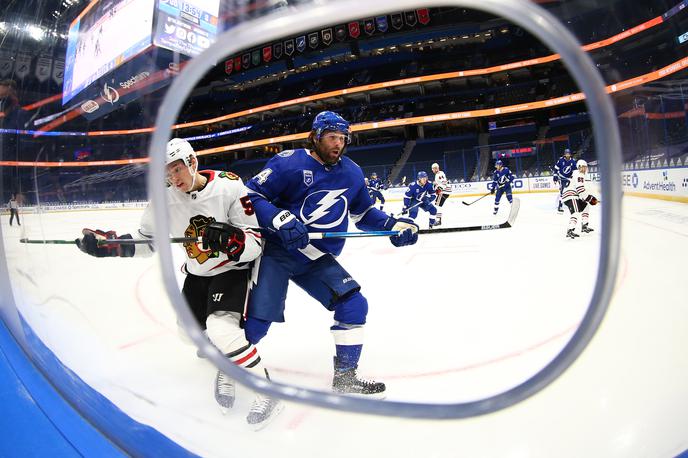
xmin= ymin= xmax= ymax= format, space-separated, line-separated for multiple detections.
xmin=244 ymin=111 xmax=419 ymax=396
xmin=553 ymin=148 xmax=576 ymax=213
xmin=403 ymin=171 xmax=439 ymax=228
xmin=490 ymin=160 xmax=515 ymax=215
xmin=367 ymin=172 xmax=386 ymax=210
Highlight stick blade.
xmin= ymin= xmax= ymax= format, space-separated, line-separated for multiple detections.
xmin=505 ymin=197 xmax=521 ymax=227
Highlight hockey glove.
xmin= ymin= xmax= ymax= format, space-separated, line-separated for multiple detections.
xmin=384 ymin=217 xmax=419 ymax=247
xmin=202 ymin=222 xmax=246 ymax=261
xmin=490 ymin=186 xmax=496 ymax=195
xmin=76 ymin=228 xmax=135 ymax=258
xmin=585 ymin=195 xmax=599 ymax=206
xmin=553 ymin=175 xmax=559 ymax=183
xmin=272 ymin=210 xmax=309 ymax=251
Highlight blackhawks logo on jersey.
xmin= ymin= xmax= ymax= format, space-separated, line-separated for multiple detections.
xmin=184 ymin=215 xmax=218 ymax=264
xmin=218 ymin=171 xmax=239 ymax=180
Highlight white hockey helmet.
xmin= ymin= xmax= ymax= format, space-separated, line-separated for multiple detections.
xmin=431 ymin=162 xmax=440 ymax=171
xmin=576 ymin=159 xmax=588 ymax=169
xmin=166 ymin=138 xmax=196 ymax=167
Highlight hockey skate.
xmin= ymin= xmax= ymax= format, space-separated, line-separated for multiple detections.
xmin=246 ymin=394 xmax=283 ymax=430
xmin=332 ymin=357 xmax=386 ymax=398
xmin=581 ymin=223 xmax=594 ymax=233
xmin=566 ymin=229 xmax=579 ymax=239
xmin=214 ymin=370 xmax=235 ymax=413
xmin=557 ymin=207 xmax=564 ymax=214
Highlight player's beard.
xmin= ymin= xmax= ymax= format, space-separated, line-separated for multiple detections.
xmin=315 ymin=144 xmax=345 ymax=166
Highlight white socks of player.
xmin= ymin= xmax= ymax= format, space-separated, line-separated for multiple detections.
xmin=206 ymin=312 xmax=282 ymax=426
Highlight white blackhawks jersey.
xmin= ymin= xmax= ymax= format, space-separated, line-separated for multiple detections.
xmin=137 ymin=170 xmax=262 ymax=276
xmin=434 ymin=170 xmax=449 ymax=193
xmin=562 ymin=170 xmax=592 ymax=203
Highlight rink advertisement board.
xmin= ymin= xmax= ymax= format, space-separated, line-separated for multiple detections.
xmin=153 ymin=0 xmax=220 ymax=57
xmin=591 ymin=167 xmax=688 ymax=202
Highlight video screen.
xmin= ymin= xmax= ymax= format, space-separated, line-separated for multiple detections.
xmin=153 ymin=0 xmax=220 ymax=57
xmin=62 ymin=0 xmax=156 ymax=105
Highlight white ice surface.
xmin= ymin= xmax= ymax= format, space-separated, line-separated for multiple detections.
xmin=2 ymin=193 xmax=687 ymax=457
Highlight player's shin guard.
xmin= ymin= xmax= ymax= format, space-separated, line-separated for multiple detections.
xmin=206 ymin=312 xmax=266 ymax=411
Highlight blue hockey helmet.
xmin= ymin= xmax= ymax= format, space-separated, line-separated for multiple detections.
xmin=495 ymin=159 xmax=504 ymax=167
xmin=417 ymin=171 xmax=428 ymax=180
xmin=312 ymin=111 xmax=351 ymax=143
xmin=564 ymin=148 xmax=572 ymax=156
xmin=371 ymin=172 xmax=378 ymax=178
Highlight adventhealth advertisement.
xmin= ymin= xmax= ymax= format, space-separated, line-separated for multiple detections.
xmin=620 ymin=168 xmax=688 ymax=201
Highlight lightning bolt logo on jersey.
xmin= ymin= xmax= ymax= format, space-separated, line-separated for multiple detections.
xmin=300 ymin=189 xmax=348 ymax=228
xmin=246 ymin=148 xmax=376 ymax=262
xmin=554 ymin=157 xmax=576 ymax=180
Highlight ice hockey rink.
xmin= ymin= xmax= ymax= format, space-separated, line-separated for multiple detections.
xmin=2 ymin=191 xmax=687 ymax=457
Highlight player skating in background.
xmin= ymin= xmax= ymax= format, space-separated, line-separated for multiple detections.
xmin=490 ymin=160 xmax=515 ymax=215
xmin=562 ymin=159 xmax=598 ymax=239
xmin=245 ymin=111 xmax=418 ymax=397
xmin=553 ymin=148 xmax=576 ymax=213
xmin=367 ymin=172 xmax=386 ymax=211
xmin=431 ymin=162 xmax=450 ymax=226
xmin=403 ymin=171 xmax=439 ymax=228
xmin=75 ymin=138 xmax=282 ymax=429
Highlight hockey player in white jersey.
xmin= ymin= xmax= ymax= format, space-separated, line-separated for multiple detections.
xmin=561 ymin=159 xmax=598 ymax=239
xmin=75 ymin=138 xmax=282 ymax=429
xmin=431 ymin=162 xmax=449 ymax=226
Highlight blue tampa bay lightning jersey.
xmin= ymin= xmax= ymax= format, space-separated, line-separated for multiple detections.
xmin=368 ymin=178 xmax=384 ymax=191
xmin=492 ymin=167 xmax=515 ymax=188
xmin=404 ymin=180 xmax=435 ymax=204
xmin=554 ymin=157 xmax=576 ymax=179
xmin=246 ymin=149 xmax=389 ymax=261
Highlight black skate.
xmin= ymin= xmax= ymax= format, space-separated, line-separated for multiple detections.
xmin=214 ymin=370 xmax=235 ymax=412
xmin=566 ymin=229 xmax=579 ymax=239
xmin=246 ymin=394 xmax=283 ymax=430
xmin=581 ymin=223 xmax=594 ymax=233
xmin=332 ymin=357 xmax=386 ymax=397
xmin=557 ymin=207 xmax=564 ymax=213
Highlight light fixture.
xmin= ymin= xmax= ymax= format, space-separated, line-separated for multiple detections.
xmin=26 ymin=24 xmax=45 ymax=41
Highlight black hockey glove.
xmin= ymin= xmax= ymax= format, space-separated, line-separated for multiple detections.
xmin=202 ymin=222 xmax=246 ymax=261
xmin=490 ymin=186 xmax=496 ymax=194
xmin=384 ymin=217 xmax=419 ymax=247
xmin=585 ymin=195 xmax=599 ymax=206
xmin=553 ymin=175 xmax=559 ymax=183
xmin=76 ymin=228 xmax=135 ymax=258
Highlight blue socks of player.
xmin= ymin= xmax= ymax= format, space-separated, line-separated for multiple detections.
xmin=334 ymin=344 xmax=362 ymax=370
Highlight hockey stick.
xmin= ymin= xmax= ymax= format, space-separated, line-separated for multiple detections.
xmin=20 ymin=238 xmax=79 ymax=245
xmin=423 ymin=197 xmax=521 ymax=233
xmin=19 ymin=231 xmax=401 ymax=245
xmin=20 ymin=200 xmax=521 ymax=246
xmin=19 ymin=237 xmax=162 ymax=245
xmin=462 ymin=191 xmax=491 ymax=206
xmin=393 ymin=200 xmax=424 ymax=218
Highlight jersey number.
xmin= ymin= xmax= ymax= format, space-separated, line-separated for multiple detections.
xmin=240 ymin=196 xmax=254 ymax=215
